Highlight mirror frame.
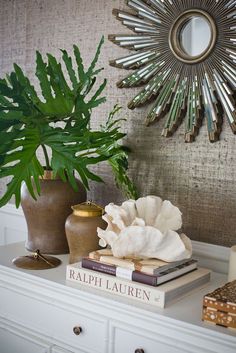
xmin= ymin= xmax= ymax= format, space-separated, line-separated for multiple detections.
xmin=169 ymin=9 xmax=217 ymax=64
xmin=109 ymin=0 xmax=236 ymax=143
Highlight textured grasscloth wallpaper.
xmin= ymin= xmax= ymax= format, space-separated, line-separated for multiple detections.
xmin=0 ymin=0 xmax=236 ymax=246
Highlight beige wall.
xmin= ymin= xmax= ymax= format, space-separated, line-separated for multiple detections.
xmin=0 ymin=0 xmax=236 ymax=247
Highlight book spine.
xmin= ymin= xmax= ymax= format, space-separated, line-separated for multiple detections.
xmin=82 ymin=258 xmax=157 ymax=286
xmin=66 ymin=265 xmax=165 ymax=308
xmin=152 ymin=259 xmax=194 ymax=275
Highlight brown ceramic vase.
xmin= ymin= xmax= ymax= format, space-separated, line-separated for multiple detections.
xmin=65 ymin=202 xmax=107 ymax=264
xmin=21 ymin=171 xmax=86 ymax=255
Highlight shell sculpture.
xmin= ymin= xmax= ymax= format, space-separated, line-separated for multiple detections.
xmin=97 ymin=196 xmax=192 ymax=262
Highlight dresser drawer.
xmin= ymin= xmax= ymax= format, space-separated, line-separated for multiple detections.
xmin=112 ymin=326 xmax=186 ymax=353
xmin=0 ymin=326 xmax=50 ymax=353
xmin=110 ymin=319 xmax=211 ymax=353
xmin=0 ymin=287 xmax=106 ymax=353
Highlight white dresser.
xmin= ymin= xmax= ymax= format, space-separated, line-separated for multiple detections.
xmin=0 ymin=242 xmax=235 ymax=353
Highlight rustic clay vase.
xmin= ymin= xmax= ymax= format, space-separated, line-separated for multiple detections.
xmin=65 ymin=202 xmax=107 ymax=264
xmin=21 ymin=170 xmax=86 ymax=255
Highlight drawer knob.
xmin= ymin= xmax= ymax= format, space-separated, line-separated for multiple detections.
xmin=135 ymin=350 xmax=145 ymax=353
xmin=73 ymin=326 xmax=82 ymax=335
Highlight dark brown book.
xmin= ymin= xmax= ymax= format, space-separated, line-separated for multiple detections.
xmin=81 ymin=257 xmax=198 ymax=287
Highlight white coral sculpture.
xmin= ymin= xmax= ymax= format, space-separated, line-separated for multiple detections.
xmin=97 ymin=196 xmax=192 ymax=262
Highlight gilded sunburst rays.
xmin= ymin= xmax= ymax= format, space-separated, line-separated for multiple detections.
xmin=109 ymin=0 xmax=236 ymax=142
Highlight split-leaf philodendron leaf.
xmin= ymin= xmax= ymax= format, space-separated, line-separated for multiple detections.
xmin=0 ymin=37 xmax=138 ymax=207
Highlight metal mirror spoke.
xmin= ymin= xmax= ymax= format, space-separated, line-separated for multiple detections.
xmin=109 ymin=0 xmax=236 ymax=143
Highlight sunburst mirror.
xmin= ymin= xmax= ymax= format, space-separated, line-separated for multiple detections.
xmin=109 ymin=0 xmax=236 ymax=142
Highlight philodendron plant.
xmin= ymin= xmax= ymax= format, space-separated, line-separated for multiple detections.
xmin=0 ymin=36 xmax=137 ymax=208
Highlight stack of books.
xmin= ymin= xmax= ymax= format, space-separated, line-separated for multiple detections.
xmin=66 ymin=249 xmax=211 ymax=308
xmin=82 ymin=249 xmax=198 ymax=286
xmin=202 ymin=280 xmax=236 ymax=330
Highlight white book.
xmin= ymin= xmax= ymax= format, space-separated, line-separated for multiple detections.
xmin=66 ymin=263 xmax=211 ymax=308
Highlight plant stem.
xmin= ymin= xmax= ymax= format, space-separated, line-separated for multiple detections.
xmin=41 ymin=144 xmax=51 ymax=170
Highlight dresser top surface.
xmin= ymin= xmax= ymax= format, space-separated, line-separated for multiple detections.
xmin=0 ymin=242 xmax=235 ymax=340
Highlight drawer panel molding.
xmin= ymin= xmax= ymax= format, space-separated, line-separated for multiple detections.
xmin=109 ymin=320 xmax=236 ymax=353
xmin=0 ymin=317 xmax=51 ymax=353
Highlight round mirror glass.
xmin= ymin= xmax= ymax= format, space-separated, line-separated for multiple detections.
xmin=180 ymin=16 xmax=212 ymax=57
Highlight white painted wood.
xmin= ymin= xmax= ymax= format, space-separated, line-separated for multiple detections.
xmin=0 ymin=286 xmax=107 ymax=353
xmin=111 ymin=324 xmax=198 ymax=353
xmin=109 ymin=319 xmax=234 ymax=353
xmin=0 ymin=318 xmax=50 ymax=353
xmin=0 ymin=204 xmax=231 ymax=273
xmin=51 ymin=346 xmax=81 ymax=353
xmin=0 ymin=243 xmax=235 ymax=353
xmin=192 ymin=241 xmax=230 ymax=274
xmin=0 ymin=204 xmax=27 ymax=246
xmin=0 ymin=203 xmax=24 ymax=217
xmin=112 ymin=327 xmax=186 ymax=353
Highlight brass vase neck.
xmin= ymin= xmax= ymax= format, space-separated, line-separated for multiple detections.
xmin=72 ymin=201 xmax=104 ymax=217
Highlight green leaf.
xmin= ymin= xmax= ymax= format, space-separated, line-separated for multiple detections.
xmin=88 ymin=97 xmax=106 ymax=109
xmin=36 ymin=51 xmax=53 ymax=100
xmin=108 ymin=154 xmax=138 ymax=200
xmin=86 ymin=36 xmax=104 ymax=77
xmin=14 ymin=63 xmax=40 ymax=105
xmin=73 ymin=44 xmax=86 ymax=83
xmin=89 ymin=79 xmax=107 ymax=104
xmin=61 ymin=49 xmax=78 ymax=91
xmin=0 ymin=128 xmax=44 ymax=207
xmin=47 ymin=53 xmax=72 ymax=98
xmin=0 ymin=40 xmax=137 ymax=208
